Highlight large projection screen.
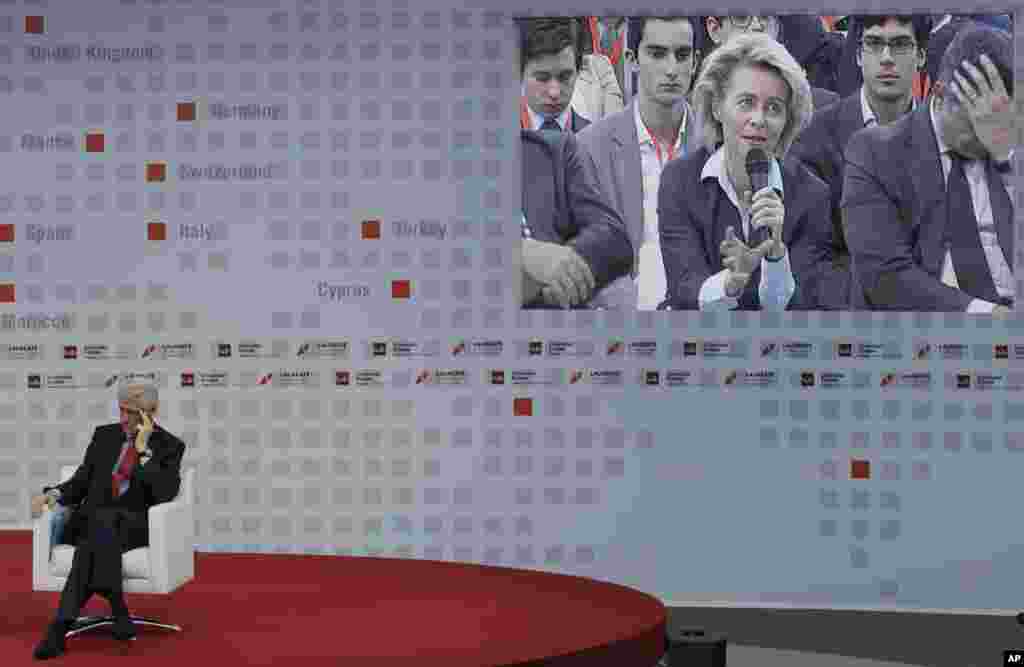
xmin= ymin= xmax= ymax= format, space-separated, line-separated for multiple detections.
xmin=0 ymin=1 xmax=1021 ymax=616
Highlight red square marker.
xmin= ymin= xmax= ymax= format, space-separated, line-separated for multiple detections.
xmin=362 ymin=220 xmax=381 ymax=239
xmin=147 ymin=222 xmax=167 ymax=241
xmin=851 ymin=460 xmax=870 ymax=480
xmin=513 ymin=398 xmax=532 ymax=417
xmin=392 ymin=280 xmax=411 ymax=299
xmin=0 ymin=284 xmax=14 ymax=304
xmin=0 ymin=224 xmax=13 ymax=242
xmin=85 ymin=132 xmax=104 ymax=153
xmin=146 ymin=163 xmax=166 ymax=183
xmin=25 ymin=16 xmax=44 ymax=34
xmin=177 ymin=102 xmax=196 ymax=122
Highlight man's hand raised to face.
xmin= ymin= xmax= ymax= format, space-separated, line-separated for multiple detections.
xmin=951 ymin=54 xmax=1017 ymax=162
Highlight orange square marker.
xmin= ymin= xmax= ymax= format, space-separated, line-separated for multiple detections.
xmin=392 ymin=280 xmax=411 ymax=299
xmin=85 ymin=132 xmax=105 ymax=153
xmin=0 ymin=284 xmax=15 ymax=303
xmin=362 ymin=220 xmax=381 ymax=239
xmin=147 ymin=222 xmax=167 ymax=241
xmin=513 ymin=398 xmax=532 ymax=417
xmin=0 ymin=224 xmax=13 ymax=242
xmin=25 ymin=16 xmax=44 ymax=34
xmin=146 ymin=162 xmax=166 ymax=183
xmin=851 ymin=460 xmax=870 ymax=480
xmin=177 ymin=102 xmax=196 ymax=122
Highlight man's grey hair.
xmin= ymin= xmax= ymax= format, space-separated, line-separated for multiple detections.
xmin=117 ymin=382 xmax=159 ymax=414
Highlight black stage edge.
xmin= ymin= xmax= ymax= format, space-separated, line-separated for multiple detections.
xmin=668 ymin=606 xmax=1024 ymax=666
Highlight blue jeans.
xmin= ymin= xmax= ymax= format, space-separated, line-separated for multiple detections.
xmin=48 ymin=504 xmax=71 ymax=551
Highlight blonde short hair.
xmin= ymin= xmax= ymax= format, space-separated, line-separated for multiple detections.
xmin=117 ymin=382 xmax=159 ymax=416
xmin=691 ymin=33 xmax=813 ymax=159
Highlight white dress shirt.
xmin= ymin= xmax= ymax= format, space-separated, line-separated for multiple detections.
xmin=697 ymin=148 xmax=796 ymax=311
xmin=929 ymin=98 xmax=1015 ymax=312
xmin=635 ymin=100 xmax=688 ymax=310
xmin=860 ymin=85 xmax=915 ymax=129
xmin=931 ymin=14 xmax=952 ymax=34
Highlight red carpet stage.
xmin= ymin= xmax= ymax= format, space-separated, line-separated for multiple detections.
xmin=3 ymin=532 xmax=666 ymax=666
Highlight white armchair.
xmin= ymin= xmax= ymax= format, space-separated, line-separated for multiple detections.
xmin=33 ymin=465 xmax=195 ymax=637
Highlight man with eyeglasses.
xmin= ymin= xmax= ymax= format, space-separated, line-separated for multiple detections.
xmin=842 ymin=22 xmax=1016 ymax=313
xmin=703 ymin=15 xmax=840 ymax=113
xmin=790 ymin=15 xmax=931 ymax=309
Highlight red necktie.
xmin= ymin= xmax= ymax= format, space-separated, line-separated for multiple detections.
xmin=112 ymin=443 xmax=138 ymax=497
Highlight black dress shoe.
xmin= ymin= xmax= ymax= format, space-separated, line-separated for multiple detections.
xmin=111 ymin=616 xmax=136 ymax=641
xmin=33 ymin=621 xmax=68 ymax=660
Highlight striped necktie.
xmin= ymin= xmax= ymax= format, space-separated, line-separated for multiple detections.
xmin=112 ymin=440 xmax=139 ymax=497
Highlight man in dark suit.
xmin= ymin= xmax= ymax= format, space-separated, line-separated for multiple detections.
xmin=702 ymin=15 xmax=840 ymax=112
xmin=843 ymin=22 xmax=1015 ymax=312
xmin=31 ymin=382 xmax=185 ymax=659
xmin=790 ymin=15 xmax=931 ymax=309
xmin=777 ymin=14 xmax=843 ymax=93
xmin=521 ymin=128 xmax=633 ymax=308
xmin=518 ymin=17 xmax=591 ymax=133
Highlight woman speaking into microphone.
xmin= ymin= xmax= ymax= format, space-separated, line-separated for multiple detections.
xmin=657 ymin=32 xmax=832 ymax=311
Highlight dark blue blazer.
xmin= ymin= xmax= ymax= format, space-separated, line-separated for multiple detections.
xmin=657 ymin=146 xmax=833 ymax=311
xmin=790 ymin=92 xmax=867 ymax=309
xmin=842 ymin=104 xmax=1013 ymax=311
xmin=520 ymin=129 xmax=633 ymax=308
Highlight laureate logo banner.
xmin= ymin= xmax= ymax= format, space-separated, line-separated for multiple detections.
xmin=544 ymin=339 xmax=595 ymax=359
xmin=80 ymin=344 xmax=135 ymax=361
xmin=758 ymin=339 xmax=816 ymax=360
xmin=391 ymin=339 xmax=442 ymax=359
xmin=333 ymin=370 xmax=388 ymax=387
xmin=792 ymin=370 xmax=872 ymax=390
xmin=720 ymin=369 xmax=780 ymax=389
xmin=141 ymin=342 xmax=196 ymax=360
xmin=180 ymin=370 xmax=230 ymax=389
xmin=272 ymin=370 xmax=320 ymax=388
xmin=451 ymin=339 xmax=503 ymax=358
xmin=879 ymin=371 xmax=933 ymax=390
xmin=831 ymin=340 xmax=903 ymax=361
xmin=235 ymin=341 xmax=289 ymax=360
xmin=416 ymin=369 xmax=468 ymax=386
xmin=945 ymin=371 xmax=1024 ymax=391
xmin=296 ymin=340 xmax=351 ymax=360
xmin=0 ymin=343 xmax=44 ymax=360
xmin=27 ymin=372 xmax=74 ymax=389
xmin=669 ymin=339 xmax=748 ymax=360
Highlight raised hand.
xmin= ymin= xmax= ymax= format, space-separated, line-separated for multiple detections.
xmin=951 ymin=54 xmax=1016 ymax=162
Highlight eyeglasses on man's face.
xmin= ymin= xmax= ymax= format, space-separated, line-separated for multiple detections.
xmin=861 ymin=36 xmax=917 ymax=56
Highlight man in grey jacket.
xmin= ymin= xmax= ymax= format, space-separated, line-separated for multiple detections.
xmin=577 ymin=16 xmax=703 ymax=309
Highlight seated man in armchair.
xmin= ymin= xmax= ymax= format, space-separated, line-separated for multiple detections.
xmin=30 ymin=381 xmax=185 ymax=660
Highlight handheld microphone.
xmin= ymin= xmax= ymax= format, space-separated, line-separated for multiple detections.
xmin=745 ymin=147 xmax=772 ymax=198
xmin=745 ymin=148 xmax=773 ymax=242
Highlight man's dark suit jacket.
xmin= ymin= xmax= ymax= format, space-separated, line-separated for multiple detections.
xmin=842 ymin=104 xmax=1013 ymax=311
xmin=56 ymin=423 xmax=186 ymax=551
xmin=521 ymin=128 xmax=633 ymax=309
xmin=811 ymin=87 xmax=840 ymax=115
xmin=927 ymin=17 xmax=971 ymax=95
xmin=657 ymin=145 xmax=833 ymax=310
xmin=790 ymin=92 xmax=867 ymax=309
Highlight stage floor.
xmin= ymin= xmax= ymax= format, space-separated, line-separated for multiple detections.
xmin=5 ymin=532 xmax=665 ymax=666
